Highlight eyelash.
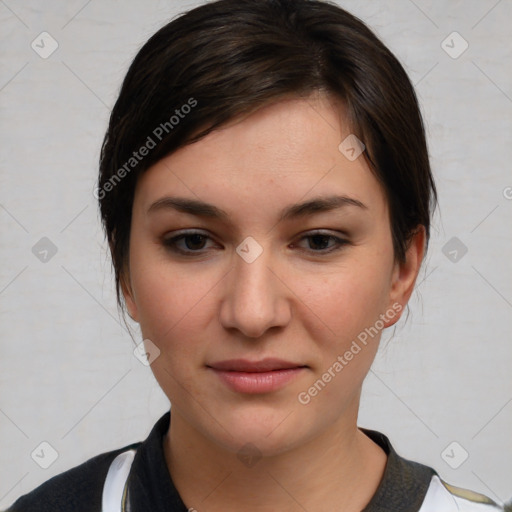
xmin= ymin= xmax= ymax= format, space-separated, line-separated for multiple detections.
xmin=162 ymin=230 xmax=349 ymax=256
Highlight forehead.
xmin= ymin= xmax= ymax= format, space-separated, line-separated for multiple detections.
xmin=132 ymin=94 xmax=388 ymax=223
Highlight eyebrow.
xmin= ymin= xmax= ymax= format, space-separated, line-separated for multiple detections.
xmin=147 ymin=194 xmax=368 ymax=222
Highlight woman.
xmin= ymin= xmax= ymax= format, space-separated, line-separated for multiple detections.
xmin=5 ymin=0 xmax=508 ymax=510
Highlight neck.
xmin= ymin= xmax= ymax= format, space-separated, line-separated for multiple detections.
xmin=163 ymin=403 xmax=387 ymax=512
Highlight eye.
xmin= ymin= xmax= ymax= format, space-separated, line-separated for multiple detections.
xmin=162 ymin=230 xmax=215 ymax=255
xmin=162 ymin=230 xmax=349 ymax=256
xmin=293 ymin=231 xmax=349 ymax=254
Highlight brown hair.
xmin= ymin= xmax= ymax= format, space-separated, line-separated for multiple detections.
xmin=98 ymin=0 xmax=437 ymax=312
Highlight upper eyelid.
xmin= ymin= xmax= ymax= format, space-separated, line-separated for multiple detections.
xmin=162 ymin=229 xmax=349 ymax=251
xmin=163 ymin=228 xmax=348 ymax=241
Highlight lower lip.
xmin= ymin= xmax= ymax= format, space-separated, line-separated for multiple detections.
xmin=209 ymin=367 xmax=306 ymax=394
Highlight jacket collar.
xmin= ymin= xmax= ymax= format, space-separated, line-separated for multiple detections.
xmin=126 ymin=411 xmax=436 ymax=512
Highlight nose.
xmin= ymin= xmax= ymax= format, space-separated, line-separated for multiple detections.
xmin=219 ymin=241 xmax=292 ymax=339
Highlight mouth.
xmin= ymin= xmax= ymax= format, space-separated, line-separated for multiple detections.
xmin=206 ymin=358 xmax=308 ymax=394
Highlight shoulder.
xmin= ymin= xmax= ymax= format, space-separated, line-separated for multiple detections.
xmin=4 ymin=443 xmax=141 ymax=512
xmin=360 ymin=427 xmax=507 ymax=512
xmin=419 ymin=474 xmax=505 ymax=512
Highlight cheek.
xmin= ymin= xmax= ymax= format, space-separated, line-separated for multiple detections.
xmin=129 ymin=245 xmax=222 ymax=373
xmin=133 ymin=263 xmax=212 ymax=337
xmin=291 ymin=261 xmax=392 ymax=416
xmin=131 ymin=265 xmax=213 ymax=403
xmin=295 ymin=258 xmax=393 ymax=346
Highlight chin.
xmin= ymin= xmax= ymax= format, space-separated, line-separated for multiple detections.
xmin=204 ymin=406 xmax=308 ymax=457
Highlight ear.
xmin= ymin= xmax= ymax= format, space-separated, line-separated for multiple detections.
xmin=120 ymin=268 xmax=139 ymax=323
xmin=384 ymin=226 xmax=426 ymax=328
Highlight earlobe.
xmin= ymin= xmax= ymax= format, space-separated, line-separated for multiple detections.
xmin=384 ymin=226 xmax=426 ymax=328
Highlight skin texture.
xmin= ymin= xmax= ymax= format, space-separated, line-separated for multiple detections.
xmin=121 ymin=92 xmax=425 ymax=511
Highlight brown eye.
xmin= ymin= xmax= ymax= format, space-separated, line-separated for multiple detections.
xmin=293 ymin=231 xmax=349 ymax=254
xmin=163 ymin=231 xmax=214 ymax=254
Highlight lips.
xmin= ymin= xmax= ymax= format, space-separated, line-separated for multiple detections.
xmin=207 ymin=358 xmax=308 ymax=394
xmin=207 ymin=358 xmax=306 ymax=372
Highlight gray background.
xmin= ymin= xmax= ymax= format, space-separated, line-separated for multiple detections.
xmin=1 ymin=0 xmax=511 ymax=508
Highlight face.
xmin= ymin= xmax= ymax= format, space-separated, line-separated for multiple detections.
xmin=122 ymin=92 xmax=423 ymax=456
